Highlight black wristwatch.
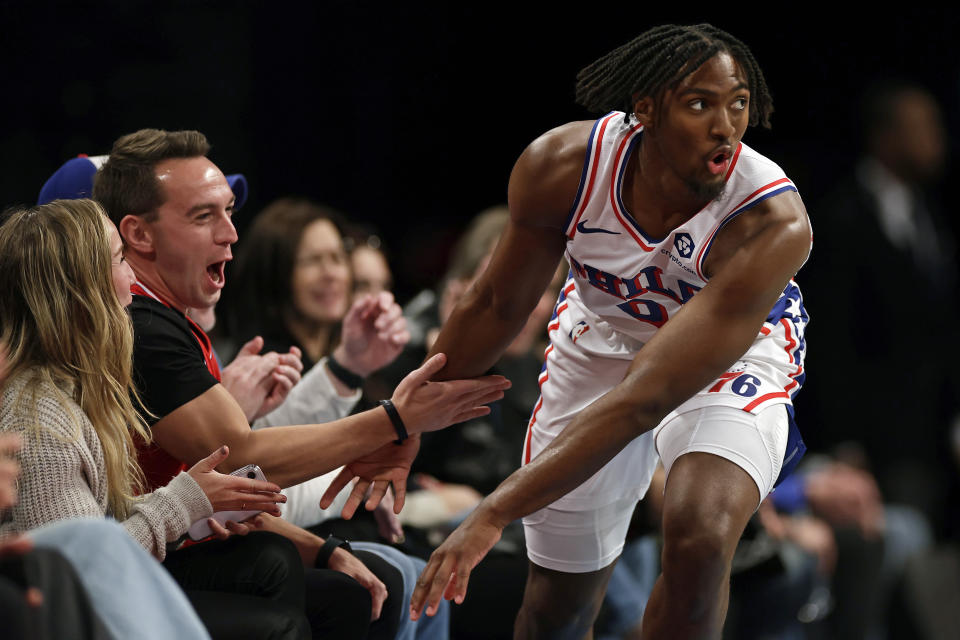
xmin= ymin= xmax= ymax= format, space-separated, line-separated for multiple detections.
xmin=315 ymin=535 xmax=352 ymax=568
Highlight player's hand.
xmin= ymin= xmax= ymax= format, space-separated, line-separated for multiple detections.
xmin=328 ymin=546 xmax=388 ymax=620
xmin=391 ymin=353 xmax=511 ymax=436
xmin=334 ymin=292 xmax=410 ymax=377
xmin=187 ymin=445 xmax=286 ymax=514
xmin=410 ymin=505 xmax=504 ymax=620
xmin=221 ymin=337 xmax=303 ymax=422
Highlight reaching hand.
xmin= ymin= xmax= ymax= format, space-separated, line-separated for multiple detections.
xmin=221 ymin=337 xmax=303 ymax=422
xmin=319 ymin=353 xmax=511 ymax=518
xmin=187 ymin=446 xmax=286 ymax=515
xmin=390 ymin=353 xmax=511 ymax=435
xmin=334 ymin=292 xmax=410 ymax=377
xmin=410 ymin=505 xmax=504 ymax=620
xmin=319 ymin=435 xmax=421 ymax=519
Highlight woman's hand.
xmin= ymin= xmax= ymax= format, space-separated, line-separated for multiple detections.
xmin=187 ymin=446 xmax=286 ymax=515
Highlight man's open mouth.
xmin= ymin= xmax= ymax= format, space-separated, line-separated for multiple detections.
xmin=707 ymin=151 xmax=730 ymax=175
xmin=207 ymin=261 xmax=225 ymax=285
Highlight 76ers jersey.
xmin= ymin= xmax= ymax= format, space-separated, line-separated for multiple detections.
xmin=563 ymin=111 xmax=804 ymax=345
xmin=522 ymin=112 xmax=809 ymax=508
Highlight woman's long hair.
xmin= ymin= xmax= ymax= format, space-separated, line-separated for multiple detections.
xmin=0 ymin=199 xmax=149 ymax=518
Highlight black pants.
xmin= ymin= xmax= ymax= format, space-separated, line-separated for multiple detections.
xmin=0 ymin=548 xmax=110 ymax=640
xmin=346 ymin=549 xmax=404 ymax=640
xmin=164 ymin=531 xmax=371 ymax=640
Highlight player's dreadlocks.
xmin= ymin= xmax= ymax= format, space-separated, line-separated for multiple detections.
xmin=575 ymin=24 xmax=774 ymax=128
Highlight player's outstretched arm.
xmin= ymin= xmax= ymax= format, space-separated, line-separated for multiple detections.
xmin=427 ymin=122 xmax=593 ymax=380
xmin=151 ymin=354 xmax=510 ymax=489
xmin=410 ymin=190 xmax=812 ymax=617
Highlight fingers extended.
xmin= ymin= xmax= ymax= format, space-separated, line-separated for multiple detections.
xmin=364 ymin=480 xmax=390 ymax=512
xmin=319 ymin=468 xmax=355 ymax=509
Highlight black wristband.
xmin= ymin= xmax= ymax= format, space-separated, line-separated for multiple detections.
xmin=379 ymin=399 xmax=409 ymax=444
xmin=326 ymin=354 xmax=365 ymax=390
xmin=314 ymin=535 xmax=352 ymax=569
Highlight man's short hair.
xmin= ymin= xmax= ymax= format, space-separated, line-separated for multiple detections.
xmin=93 ymin=129 xmax=210 ymax=227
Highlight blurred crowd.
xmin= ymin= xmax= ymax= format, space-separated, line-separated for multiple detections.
xmin=1 ymin=77 xmax=958 ymax=640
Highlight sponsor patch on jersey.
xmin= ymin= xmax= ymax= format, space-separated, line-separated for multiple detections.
xmin=674 ymin=232 xmax=694 ymax=258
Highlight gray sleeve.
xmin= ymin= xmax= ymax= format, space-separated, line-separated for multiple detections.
xmin=1 ymin=392 xmax=212 ymax=561
xmin=126 ymin=472 xmax=212 ymax=560
xmin=2 ymin=409 xmax=109 ymax=536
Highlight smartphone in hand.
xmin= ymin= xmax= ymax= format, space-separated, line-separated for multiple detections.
xmin=187 ymin=464 xmax=271 ymax=540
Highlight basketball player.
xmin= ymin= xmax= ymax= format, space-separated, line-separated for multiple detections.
xmin=407 ymin=24 xmax=812 ymax=639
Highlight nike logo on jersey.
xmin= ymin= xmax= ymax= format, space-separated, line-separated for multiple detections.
xmin=576 ymin=220 xmax=620 ymax=235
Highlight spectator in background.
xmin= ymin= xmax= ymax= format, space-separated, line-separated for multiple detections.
xmin=348 ymin=233 xmax=393 ymax=296
xmin=801 ymin=81 xmax=957 ymax=533
xmin=225 ymin=198 xmax=408 ymax=376
xmin=797 ymin=79 xmax=953 ymax=638
xmin=225 ymin=195 xmax=452 ymax=640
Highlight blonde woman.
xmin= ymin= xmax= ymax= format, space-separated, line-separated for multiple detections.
xmin=0 ymin=200 xmax=322 ymax=639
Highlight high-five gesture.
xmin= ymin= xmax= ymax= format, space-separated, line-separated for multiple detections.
xmin=320 ymin=353 xmax=510 ymax=517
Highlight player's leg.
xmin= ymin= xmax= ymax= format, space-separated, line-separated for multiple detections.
xmin=517 ymin=494 xmax=640 ymax=639
xmin=641 ymin=452 xmax=758 ymax=639
xmin=515 ymin=302 xmax=657 ymax=639
xmin=642 ymin=405 xmax=788 ymax=639
xmin=514 ymin=561 xmax=617 ymax=640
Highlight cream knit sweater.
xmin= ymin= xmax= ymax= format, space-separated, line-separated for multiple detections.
xmin=0 ymin=372 xmax=212 ymax=560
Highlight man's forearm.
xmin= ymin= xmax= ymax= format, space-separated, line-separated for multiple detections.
xmin=427 ymin=287 xmax=529 ymax=381
xmin=154 ymin=387 xmax=401 ymax=489
xmin=230 ymin=410 xmax=399 ymax=487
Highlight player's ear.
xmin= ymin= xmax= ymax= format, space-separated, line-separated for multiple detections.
xmin=632 ymin=97 xmax=654 ymax=127
xmin=119 ymin=213 xmax=155 ymax=257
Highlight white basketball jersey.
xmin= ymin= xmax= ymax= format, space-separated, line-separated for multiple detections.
xmin=561 ymin=111 xmax=803 ymax=343
xmin=524 ymin=112 xmax=810 ymax=480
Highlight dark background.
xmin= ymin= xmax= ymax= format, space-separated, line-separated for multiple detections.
xmin=2 ymin=3 xmax=958 ymax=300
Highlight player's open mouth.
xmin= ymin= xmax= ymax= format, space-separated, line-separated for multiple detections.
xmin=206 ymin=261 xmax=225 ymax=287
xmin=707 ymin=151 xmax=730 ymax=175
